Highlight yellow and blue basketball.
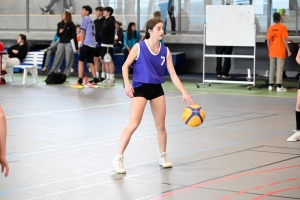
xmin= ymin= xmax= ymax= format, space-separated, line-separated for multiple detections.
xmin=182 ymin=104 xmax=205 ymax=127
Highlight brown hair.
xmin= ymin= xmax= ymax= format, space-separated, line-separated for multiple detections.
xmin=153 ymin=11 xmax=162 ymax=20
xmin=63 ymin=11 xmax=72 ymax=24
xmin=115 ymin=21 xmax=122 ymax=27
xmin=76 ymin=24 xmax=81 ymax=28
xmin=144 ymin=18 xmax=163 ymax=39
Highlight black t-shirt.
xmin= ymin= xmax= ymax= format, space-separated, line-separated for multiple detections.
xmin=94 ymin=17 xmax=105 ymax=43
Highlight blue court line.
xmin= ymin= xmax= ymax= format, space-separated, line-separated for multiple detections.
xmin=0 ymin=131 xmax=290 ymax=199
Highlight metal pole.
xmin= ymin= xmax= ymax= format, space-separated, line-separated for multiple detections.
xmin=296 ymin=3 xmax=299 ymax=35
xmin=137 ymin=0 xmax=140 ymax=31
xmin=26 ymin=0 xmax=29 ymax=32
xmin=178 ymin=0 xmax=181 ymax=34
xmin=267 ymin=0 xmax=271 ymax=29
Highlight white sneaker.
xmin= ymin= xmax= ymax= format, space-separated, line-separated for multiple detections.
xmin=159 ymin=152 xmax=172 ymax=168
xmin=58 ymin=69 xmax=61 ymax=73
xmin=70 ymin=68 xmax=74 ymax=73
xmin=100 ymin=79 xmax=108 ymax=85
xmin=268 ymin=86 xmax=273 ymax=91
xmin=110 ymin=155 xmax=126 ymax=174
xmin=41 ymin=66 xmax=48 ymax=72
xmin=40 ymin=48 xmax=48 ymax=53
xmin=277 ymin=87 xmax=287 ymax=92
xmin=105 ymin=79 xmax=115 ymax=86
xmin=287 ymin=130 xmax=300 ymax=142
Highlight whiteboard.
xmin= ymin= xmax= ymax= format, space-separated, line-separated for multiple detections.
xmin=206 ymin=5 xmax=255 ymax=47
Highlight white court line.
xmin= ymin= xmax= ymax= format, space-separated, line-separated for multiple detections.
xmin=5 ymin=94 xmax=205 ymax=120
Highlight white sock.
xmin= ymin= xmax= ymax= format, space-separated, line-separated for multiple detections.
xmin=110 ymin=74 xmax=114 ymax=80
xmin=106 ymin=73 xmax=110 ymax=80
xmin=96 ymin=72 xmax=99 ymax=78
xmin=101 ymin=72 xmax=105 ymax=78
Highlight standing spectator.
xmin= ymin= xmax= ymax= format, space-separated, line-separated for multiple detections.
xmin=40 ymin=0 xmax=74 ymax=14
xmin=49 ymin=11 xmax=78 ymax=81
xmin=215 ymin=46 xmax=233 ymax=78
xmin=71 ymin=5 xmax=98 ymax=89
xmin=266 ymin=12 xmax=291 ymax=91
xmin=123 ymin=22 xmax=140 ymax=64
xmin=94 ymin=6 xmax=105 ymax=82
xmin=113 ymin=21 xmax=124 ymax=54
xmin=100 ymin=6 xmax=116 ymax=86
xmin=0 ymin=106 xmax=9 ymax=177
xmin=41 ymin=33 xmax=60 ymax=72
xmin=168 ymin=1 xmax=176 ymax=35
xmin=3 ymin=34 xmax=28 ymax=71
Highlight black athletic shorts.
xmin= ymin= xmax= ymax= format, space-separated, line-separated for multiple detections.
xmin=79 ymin=45 xmax=95 ymax=63
xmin=100 ymin=45 xmax=113 ymax=61
xmin=94 ymin=44 xmax=101 ymax=57
xmin=133 ymin=84 xmax=164 ymax=100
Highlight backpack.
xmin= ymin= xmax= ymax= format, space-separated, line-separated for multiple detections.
xmin=45 ymin=72 xmax=66 ymax=84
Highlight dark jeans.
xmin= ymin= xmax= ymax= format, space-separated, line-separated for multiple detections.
xmin=215 ymin=46 xmax=233 ymax=76
xmin=168 ymin=11 xmax=176 ymax=32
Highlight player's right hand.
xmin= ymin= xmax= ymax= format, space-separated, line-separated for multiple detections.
xmin=125 ymin=84 xmax=134 ymax=98
xmin=0 ymin=156 xmax=9 ymax=177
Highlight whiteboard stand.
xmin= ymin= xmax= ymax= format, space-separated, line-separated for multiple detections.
xmin=199 ymin=24 xmax=257 ymax=90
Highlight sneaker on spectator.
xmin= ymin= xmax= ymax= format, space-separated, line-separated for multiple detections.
xmin=287 ymin=130 xmax=300 ymax=142
xmin=65 ymin=7 xmax=75 ymax=14
xmin=58 ymin=69 xmax=61 ymax=73
xmin=159 ymin=152 xmax=172 ymax=168
xmin=100 ymin=79 xmax=108 ymax=85
xmin=70 ymin=68 xmax=74 ymax=73
xmin=277 ymin=87 xmax=287 ymax=92
xmin=99 ymin=77 xmax=105 ymax=83
xmin=41 ymin=66 xmax=48 ymax=72
xmin=268 ymin=86 xmax=273 ymax=91
xmin=89 ymin=82 xmax=100 ymax=88
xmin=105 ymin=79 xmax=115 ymax=86
xmin=88 ymin=68 xmax=91 ymax=73
xmin=222 ymin=75 xmax=231 ymax=78
xmin=40 ymin=48 xmax=48 ymax=53
xmin=70 ymin=82 xmax=84 ymax=89
xmin=110 ymin=155 xmax=126 ymax=174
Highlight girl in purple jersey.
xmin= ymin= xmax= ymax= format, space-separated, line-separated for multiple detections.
xmin=287 ymin=47 xmax=300 ymax=142
xmin=110 ymin=18 xmax=194 ymax=174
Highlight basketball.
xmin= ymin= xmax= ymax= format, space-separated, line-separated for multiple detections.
xmin=0 ymin=42 xmax=4 ymax=52
xmin=182 ymin=104 xmax=205 ymax=127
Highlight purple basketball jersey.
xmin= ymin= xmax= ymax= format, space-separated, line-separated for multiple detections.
xmin=132 ymin=40 xmax=168 ymax=88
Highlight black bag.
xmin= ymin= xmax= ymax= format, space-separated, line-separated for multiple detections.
xmin=45 ymin=72 xmax=66 ymax=84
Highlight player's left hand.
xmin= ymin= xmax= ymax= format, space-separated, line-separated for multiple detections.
xmin=182 ymin=92 xmax=194 ymax=106
xmin=288 ymin=51 xmax=292 ymax=57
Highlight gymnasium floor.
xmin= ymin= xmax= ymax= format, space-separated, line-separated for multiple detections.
xmin=0 ymin=74 xmax=299 ymax=200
